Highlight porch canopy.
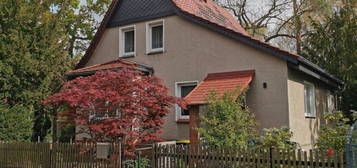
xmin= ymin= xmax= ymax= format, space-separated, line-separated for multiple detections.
xmin=67 ymin=59 xmax=154 ymax=79
xmin=184 ymin=70 xmax=255 ymax=144
xmin=185 ymin=70 xmax=255 ymax=105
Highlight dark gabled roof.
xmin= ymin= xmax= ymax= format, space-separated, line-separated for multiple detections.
xmin=75 ymin=0 xmax=343 ymax=88
xmin=107 ymin=0 xmax=176 ymax=27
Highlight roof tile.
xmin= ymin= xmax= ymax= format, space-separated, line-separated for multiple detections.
xmin=70 ymin=59 xmax=135 ymax=74
xmin=171 ymin=0 xmax=248 ymax=35
xmin=185 ymin=70 xmax=255 ymax=105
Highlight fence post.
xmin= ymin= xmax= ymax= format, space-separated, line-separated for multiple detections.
xmin=152 ymin=143 xmax=156 ymax=168
xmin=269 ymin=147 xmax=274 ymax=168
xmin=119 ymin=142 xmax=122 ymax=168
xmin=48 ymin=144 xmax=52 ymax=168
xmin=346 ymin=143 xmax=353 ymax=168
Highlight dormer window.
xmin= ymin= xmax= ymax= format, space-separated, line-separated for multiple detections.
xmin=119 ymin=25 xmax=136 ymax=57
xmin=146 ymin=20 xmax=164 ymax=54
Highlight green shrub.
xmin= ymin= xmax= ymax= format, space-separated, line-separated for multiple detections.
xmin=197 ymin=88 xmax=257 ymax=148
xmin=256 ymin=127 xmax=296 ymax=150
xmin=316 ymin=112 xmax=353 ymax=152
xmin=0 ymin=103 xmax=33 ymax=141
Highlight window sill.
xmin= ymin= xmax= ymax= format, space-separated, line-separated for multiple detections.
xmin=147 ymin=49 xmax=164 ymax=55
xmin=176 ymin=119 xmax=189 ymax=124
xmin=120 ymin=53 xmax=135 ymax=58
xmin=305 ymin=116 xmax=316 ymax=119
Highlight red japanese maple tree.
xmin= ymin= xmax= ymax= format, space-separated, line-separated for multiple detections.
xmin=45 ymin=67 xmax=185 ymax=153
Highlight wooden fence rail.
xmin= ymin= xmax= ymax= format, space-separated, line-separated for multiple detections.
xmin=152 ymin=144 xmax=345 ymax=168
xmin=0 ymin=142 xmax=122 ymax=168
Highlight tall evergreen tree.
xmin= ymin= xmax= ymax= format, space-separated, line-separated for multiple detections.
xmin=0 ymin=0 xmax=110 ymax=141
xmin=302 ymin=0 xmax=357 ymax=115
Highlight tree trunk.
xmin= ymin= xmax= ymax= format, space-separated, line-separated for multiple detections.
xmin=52 ymin=117 xmax=58 ymax=143
xmin=293 ymin=0 xmax=302 ymax=54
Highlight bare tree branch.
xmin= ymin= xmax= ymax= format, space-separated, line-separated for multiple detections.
xmin=265 ymin=34 xmax=295 ymax=42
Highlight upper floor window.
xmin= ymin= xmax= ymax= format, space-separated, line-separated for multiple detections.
xmin=175 ymin=81 xmax=197 ymax=120
xmin=304 ymin=81 xmax=316 ymax=118
xmin=119 ymin=25 xmax=135 ymax=57
xmin=146 ymin=20 xmax=164 ymax=54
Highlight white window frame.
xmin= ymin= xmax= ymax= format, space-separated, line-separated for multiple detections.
xmin=119 ymin=25 xmax=136 ymax=58
xmin=304 ymin=81 xmax=316 ymax=118
xmin=175 ymin=81 xmax=198 ymax=120
xmin=146 ymin=19 xmax=165 ymax=54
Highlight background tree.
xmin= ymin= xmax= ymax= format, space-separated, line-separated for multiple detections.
xmin=302 ymin=0 xmax=357 ymax=114
xmin=0 ymin=0 xmax=110 ymax=142
xmin=56 ymin=0 xmax=111 ymax=58
xmin=0 ymin=0 xmax=71 ymax=141
xmin=0 ymin=103 xmax=33 ymax=141
xmin=197 ymin=89 xmax=257 ymax=148
xmin=213 ymin=0 xmax=337 ymax=53
xmin=45 ymin=68 xmax=185 ymax=154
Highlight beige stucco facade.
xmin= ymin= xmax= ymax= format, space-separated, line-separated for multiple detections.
xmin=288 ymin=69 xmax=332 ymax=150
xmin=86 ymin=15 xmax=289 ymax=140
xmin=83 ymin=15 xmax=335 ymax=149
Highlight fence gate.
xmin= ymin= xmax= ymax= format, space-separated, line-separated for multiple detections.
xmin=0 ymin=142 xmax=122 ymax=168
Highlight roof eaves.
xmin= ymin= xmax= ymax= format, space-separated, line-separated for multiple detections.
xmin=297 ymin=57 xmax=344 ymax=87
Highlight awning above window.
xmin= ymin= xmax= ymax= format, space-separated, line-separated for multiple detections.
xmin=184 ymin=70 xmax=255 ymax=105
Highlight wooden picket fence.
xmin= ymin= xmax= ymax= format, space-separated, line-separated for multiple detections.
xmin=152 ymin=144 xmax=345 ymax=168
xmin=0 ymin=142 xmax=122 ymax=168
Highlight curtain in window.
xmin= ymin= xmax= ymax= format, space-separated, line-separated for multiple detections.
xmin=124 ymin=30 xmax=134 ymax=53
xmin=151 ymin=25 xmax=163 ymax=49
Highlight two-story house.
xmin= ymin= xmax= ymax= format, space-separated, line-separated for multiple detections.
xmin=69 ymin=0 xmax=344 ymax=150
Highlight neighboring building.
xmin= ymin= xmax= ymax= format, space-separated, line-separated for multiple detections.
xmin=70 ymin=0 xmax=343 ymax=150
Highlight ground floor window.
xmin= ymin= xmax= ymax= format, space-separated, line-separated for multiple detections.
xmin=304 ymin=81 xmax=316 ymax=117
xmin=176 ymin=81 xmax=197 ymax=120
